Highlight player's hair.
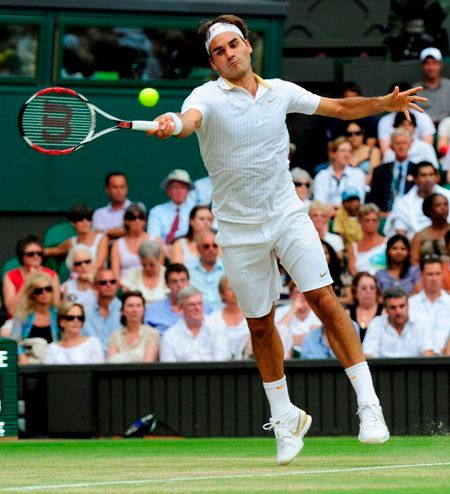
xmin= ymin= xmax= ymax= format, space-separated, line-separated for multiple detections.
xmin=329 ymin=136 xmax=351 ymax=153
xmin=185 ymin=205 xmax=213 ymax=241
xmin=177 ymin=285 xmax=202 ymax=306
xmin=341 ymin=81 xmax=361 ymax=97
xmin=15 ymin=234 xmax=43 ymax=265
xmin=390 ymin=127 xmax=412 ymax=143
xmin=422 ymin=193 xmax=448 ymax=218
xmin=120 ymin=290 xmax=145 ymax=326
xmin=105 ymin=171 xmax=127 ymax=186
xmin=411 ymin=161 xmax=436 ymax=178
xmin=420 ymin=253 xmax=443 ymax=271
xmin=165 ymin=263 xmax=189 ymax=284
xmin=386 ymin=234 xmax=412 ymax=279
xmin=198 ymin=14 xmax=249 ymax=56
xmin=57 ymin=302 xmax=85 ymax=332
xmin=394 ymin=111 xmax=417 ymax=128
xmin=383 ymin=286 xmax=408 ymax=304
xmin=351 ymin=271 xmax=381 ymax=305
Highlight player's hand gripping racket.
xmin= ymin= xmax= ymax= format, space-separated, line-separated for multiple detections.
xmin=18 ymin=87 xmax=159 ymax=155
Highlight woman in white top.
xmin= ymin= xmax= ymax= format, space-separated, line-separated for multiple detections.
xmin=44 ymin=302 xmax=104 ymax=364
xmin=121 ymin=240 xmax=166 ymax=304
xmin=108 ymin=291 xmax=159 ymax=363
xmin=61 ymin=244 xmax=97 ymax=310
xmin=347 ymin=204 xmax=386 ymax=276
xmin=44 ymin=204 xmax=108 ymax=270
xmin=170 ymin=205 xmax=214 ymax=264
xmin=206 ymin=275 xmax=250 ymax=360
xmin=111 ymin=203 xmax=163 ymax=279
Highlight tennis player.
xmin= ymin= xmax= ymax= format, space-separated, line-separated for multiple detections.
xmin=148 ymin=15 xmax=426 ymax=465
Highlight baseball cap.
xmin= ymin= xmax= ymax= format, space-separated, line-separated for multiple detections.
xmin=420 ymin=47 xmax=442 ymax=62
xmin=161 ymin=169 xmax=195 ymax=191
xmin=342 ymin=187 xmax=360 ymax=202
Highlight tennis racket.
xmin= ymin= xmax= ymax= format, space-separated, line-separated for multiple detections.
xmin=18 ymin=87 xmax=159 ymax=155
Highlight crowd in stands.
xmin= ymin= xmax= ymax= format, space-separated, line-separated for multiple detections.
xmin=2 ymin=47 xmax=450 ymax=364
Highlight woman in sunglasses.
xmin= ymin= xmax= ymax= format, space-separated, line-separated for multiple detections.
xmin=10 ymin=272 xmax=59 ymax=364
xmin=290 ymin=167 xmax=313 ymax=210
xmin=44 ymin=204 xmax=108 ymax=271
xmin=345 ymin=122 xmax=381 ymax=184
xmin=44 ymin=302 xmax=104 ymax=364
xmin=61 ymin=244 xmax=97 ymax=310
xmin=3 ymin=235 xmax=60 ymax=316
xmin=110 ymin=203 xmax=164 ymax=280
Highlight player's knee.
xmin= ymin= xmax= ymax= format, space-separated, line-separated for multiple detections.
xmin=305 ymin=285 xmax=338 ymax=314
xmin=247 ymin=318 xmax=275 ymax=339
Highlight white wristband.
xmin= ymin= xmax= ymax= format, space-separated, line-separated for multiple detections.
xmin=166 ymin=112 xmax=183 ymax=136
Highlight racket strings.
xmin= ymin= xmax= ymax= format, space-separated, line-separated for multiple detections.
xmin=21 ymin=94 xmax=95 ymax=149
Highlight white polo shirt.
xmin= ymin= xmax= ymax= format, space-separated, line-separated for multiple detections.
xmin=409 ymin=290 xmax=450 ymax=354
xmin=160 ymin=317 xmax=230 ymax=362
xmin=313 ymin=165 xmax=366 ymax=206
xmin=362 ymin=313 xmax=434 ymax=358
xmin=181 ymin=76 xmax=320 ymax=223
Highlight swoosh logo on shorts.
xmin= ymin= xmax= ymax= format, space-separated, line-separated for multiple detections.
xmin=320 ymin=271 xmax=328 ymax=278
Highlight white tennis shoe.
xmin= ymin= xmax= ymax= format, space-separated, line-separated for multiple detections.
xmin=263 ymin=406 xmax=312 ymax=465
xmin=357 ymin=402 xmax=390 ymax=444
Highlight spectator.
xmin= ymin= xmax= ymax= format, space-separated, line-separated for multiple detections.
xmin=290 ymin=167 xmax=313 ymax=209
xmin=206 ymin=276 xmax=250 ymax=360
xmin=377 ymin=83 xmax=435 ymax=154
xmin=409 ymin=255 xmax=450 ymax=354
xmin=384 ymin=161 xmax=450 ymax=240
xmin=382 ymin=113 xmax=439 ymax=168
xmin=11 ymin=272 xmax=59 ymax=364
xmin=3 ymin=235 xmax=60 ymax=316
xmin=110 ymin=203 xmax=158 ymax=279
xmin=194 ymin=175 xmax=213 ymax=206
xmin=345 ymin=121 xmax=381 ymax=182
xmin=444 ymin=230 xmax=450 ymax=292
xmin=61 ymin=244 xmax=97 ymax=310
xmin=121 ymin=240 xmax=166 ymax=304
xmin=160 ymin=286 xmax=230 ymax=362
xmin=187 ymin=229 xmax=225 ymax=311
xmin=321 ymin=240 xmax=344 ymax=297
xmin=376 ymin=235 xmax=421 ymax=295
xmin=147 ymin=169 xmax=196 ymax=248
xmin=347 ymin=204 xmax=386 ymax=276
xmin=309 ymin=201 xmax=344 ymax=260
xmin=44 ymin=302 xmax=104 ymax=364
xmin=84 ymin=269 xmax=121 ymax=354
xmin=410 ymin=193 xmax=450 ymax=264
xmin=333 ymin=188 xmax=363 ymax=248
xmin=347 ymin=272 xmax=383 ymax=342
xmin=170 ymin=205 xmax=214 ymax=265
xmin=444 ymin=334 xmax=450 ymax=355
xmin=313 ymin=137 xmax=366 ymax=215
xmin=108 ymin=291 xmax=159 ymax=363
xmin=367 ymin=129 xmax=416 ymax=213
xmin=413 ymin=47 xmax=450 ymax=125
xmin=44 ymin=204 xmax=108 ymax=270
xmin=92 ymin=172 xmax=142 ymax=240
xmin=275 ymin=281 xmax=321 ymax=356
xmin=363 ymin=287 xmax=434 ymax=358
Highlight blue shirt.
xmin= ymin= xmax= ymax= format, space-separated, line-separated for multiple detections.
xmin=147 ymin=195 xmax=196 ymax=242
xmin=195 ymin=176 xmax=213 ymax=205
xmin=300 ymin=323 xmax=359 ymax=359
xmin=187 ymin=258 xmax=225 ymax=311
xmin=84 ymin=298 xmax=122 ymax=353
xmin=144 ymin=296 xmax=213 ymax=334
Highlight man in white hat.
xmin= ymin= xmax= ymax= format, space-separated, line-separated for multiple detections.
xmin=414 ymin=47 xmax=450 ymax=124
xmin=147 ymin=14 xmax=425 ymax=465
xmin=147 ymin=169 xmax=196 ymax=247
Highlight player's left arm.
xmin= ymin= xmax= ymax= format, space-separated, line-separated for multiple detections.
xmin=315 ymin=86 xmax=427 ymax=121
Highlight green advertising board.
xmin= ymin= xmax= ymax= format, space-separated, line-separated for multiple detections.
xmin=0 ymin=338 xmax=18 ymax=438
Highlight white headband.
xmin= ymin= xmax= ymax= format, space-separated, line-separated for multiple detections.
xmin=205 ymin=22 xmax=245 ymax=55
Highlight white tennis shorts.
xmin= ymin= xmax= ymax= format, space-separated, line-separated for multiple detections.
xmin=216 ymin=205 xmax=333 ymax=318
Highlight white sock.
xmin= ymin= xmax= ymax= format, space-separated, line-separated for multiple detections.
xmin=345 ymin=361 xmax=380 ymax=406
xmin=263 ymin=376 xmax=294 ymax=419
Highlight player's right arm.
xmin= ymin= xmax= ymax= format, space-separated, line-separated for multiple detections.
xmin=147 ymin=109 xmax=202 ymax=140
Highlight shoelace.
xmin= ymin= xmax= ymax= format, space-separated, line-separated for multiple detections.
xmin=356 ymin=403 xmax=382 ymax=428
xmin=263 ymin=418 xmax=288 ymax=439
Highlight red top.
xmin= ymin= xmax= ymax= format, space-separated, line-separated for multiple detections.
xmin=6 ymin=266 xmax=57 ymax=291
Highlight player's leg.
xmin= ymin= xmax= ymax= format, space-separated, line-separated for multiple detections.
xmin=275 ymin=208 xmax=389 ymax=444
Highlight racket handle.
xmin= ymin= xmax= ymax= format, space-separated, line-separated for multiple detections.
xmin=130 ymin=120 xmax=159 ymax=131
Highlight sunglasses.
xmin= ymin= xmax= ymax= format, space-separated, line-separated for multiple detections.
xmin=125 ymin=214 xmax=145 ymax=221
xmin=71 ymin=215 xmax=92 ymax=222
xmin=73 ymin=259 xmax=92 ymax=267
xmin=294 ymin=182 xmax=310 ymax=188
xmin=201 ymin=243 xmax=218 ymax=249
xmin=62 ymin=315 xmax=85 ymax=322
xmin=33 ymin=286 xmax=53 ymax=295
xmin=25 ymin=251 xmax=43 ymax=258
xmin=345 ymin=130 xmax=362 ymax=136
xmin=97 ymin=279 xmax=117 ymax=286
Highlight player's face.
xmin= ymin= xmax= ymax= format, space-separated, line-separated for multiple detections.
xmin=209 ymin=33 xmax=253 ymax=80
xmin=385 ymin=297 xmax=408 ymax=327
xmin=106 ymin=175 xmax=128 ymax=203
xmin=422 ymin=58 xmax=442 ymax=80
xmin=416 ymin=166 xmax=437 ymax=192
xmin=390 ymin=135 xmax=411 ymax=161
xmin=388 ymin=240 xmax=408 ymax=263
xmin=122 ymin=296 xmax=145 ymax=325
xmin=182 ymin=294 xmax=204 ymax=324
xmin=166 ymin=181 xmax=189 ymax=205
xmin=421 ymin=262 xmax=443 ymax=292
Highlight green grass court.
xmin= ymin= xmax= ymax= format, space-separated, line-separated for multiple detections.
xmin=0 ymin=437 xmax=449 ymax=493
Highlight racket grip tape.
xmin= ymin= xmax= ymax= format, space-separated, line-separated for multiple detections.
xmin=128 ymin=120 xmax=159 ymax=131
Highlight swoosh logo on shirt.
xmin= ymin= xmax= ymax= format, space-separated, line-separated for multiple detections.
xmin=320 ymin=271 xmax=328 ymax=278
xmin=268 ymin=96 xmax=276 ymax=103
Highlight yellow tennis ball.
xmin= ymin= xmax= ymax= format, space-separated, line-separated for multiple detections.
xmin=138 ymin=87 xmax=160 ymax=107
